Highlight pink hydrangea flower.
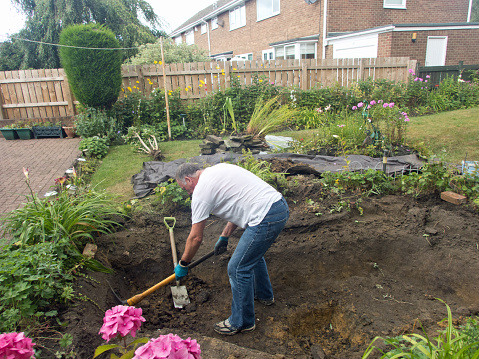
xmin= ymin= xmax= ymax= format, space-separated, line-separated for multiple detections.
xmin=0 ymin=332 xmax=36 ymax=359
xmin=99 ymin=305 xmax=146 ymax=342
xmin=133 ymin=334 xmax=201 ymax=359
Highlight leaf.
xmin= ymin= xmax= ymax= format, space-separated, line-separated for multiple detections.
xmin=93 ymin=344 xmax=121 ymax=358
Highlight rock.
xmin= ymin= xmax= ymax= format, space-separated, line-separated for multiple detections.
xmin=311 ymin=344 xmax=327 ymax=359
xmin=205 ymin=135 xmax=224 ymax=145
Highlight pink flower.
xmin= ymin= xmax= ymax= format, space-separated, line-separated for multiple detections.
xmin=408 ymin=69 xmax=414 ymax=73
xmin=388 ymin=102 xmax=395 ymax=108
xmin=425 ymin=80 xmax=428 ymax=83
xmin=367 ymin=105 xmax=371 ymax=109
xmin=0 ymin=332 xmax=36 ymax=359
xmin=383 ymin=103 xmax=388 ymax=108
xmin=426 ymin=75 xmax=430 ymax=78
xmin=378 ymin=100 xmax=383 ymax=104
xmin=370 ymin=100 xmax=376 ymax=106
xmin=419 ymin=78 xmax=423 ymax=82
xmin=414 ymin=77 xmax=419 ymax=82
xmin=22 ymin=167 xmax=29 ymax=180
xmin=338 ymin=124 xmax=345 ymax=128
xmin=133 ymin=334 xmax=201 ymax=359
xmin=357 ymin=102 xmax=364 ymax=108
xmin=99 ymin=305 xmax=146 ymax=342
xmin=351 ymin=106 xmax=357 ymax=110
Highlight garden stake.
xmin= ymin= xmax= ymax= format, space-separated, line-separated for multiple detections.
xmin=109 ymin=250 xmax=216 ymax=306
xmin=164 ymin=217 xmax=190 ymax=308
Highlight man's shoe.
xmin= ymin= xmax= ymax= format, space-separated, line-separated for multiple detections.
xmin=257 ymin=298 xmax=275 ymax=306
xmin=214 ymin=319 xmax=255 ymax=335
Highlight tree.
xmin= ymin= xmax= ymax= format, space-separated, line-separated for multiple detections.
xmin=7 ymin=0 xmax=165 ymax=69
xmin=124 ymin=38 xmax=210 ymax=65
xmin=59 ymin=24 xmax=122 ymax=108
xmin=0 ymin=40 xmax=24 ymax=71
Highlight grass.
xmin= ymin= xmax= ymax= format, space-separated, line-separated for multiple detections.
xmin=90 ymin=140 xmax=201 ymax=201
xmin=406 ymin=107 xmax=479 ymax=164
xmin=91 ymin=108 xmax=479 ymax=198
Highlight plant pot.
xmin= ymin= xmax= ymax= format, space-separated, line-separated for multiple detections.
xmin=16 ymin=128 xmax=34 ymax=140
xmin=63 ymin=126 xmax=76 ymax=138
xmin=32 ymin=126 xmax=64 ymax=139
xmin=0 ymin=128 xmax=19 ymax=140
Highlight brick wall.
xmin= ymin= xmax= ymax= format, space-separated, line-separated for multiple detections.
xmin=388 ymin=30 xmax=479 ymax=66
xmin=192 ymin=0 xmax=323 ymax=60
xmin=328 ymin=0 xmax=469 ymax=33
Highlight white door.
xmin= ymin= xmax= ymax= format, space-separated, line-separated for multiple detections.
xmin=425 ymin=36 xmax=448 ymax=66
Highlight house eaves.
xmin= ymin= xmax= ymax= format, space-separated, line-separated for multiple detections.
xmin=269 ymin=34 xmax=320 ymax=47
xmin=169 ymin=0 xmax=248 ymax=37
xmin=326 ymin=22 xmax=479 ymax=43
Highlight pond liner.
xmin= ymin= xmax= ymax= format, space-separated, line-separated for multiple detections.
xmin=130 ymin=153 xmax=424 ymax=199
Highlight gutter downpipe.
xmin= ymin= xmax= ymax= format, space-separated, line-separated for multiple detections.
xmin=322 ymin=0 xmax=328 ymax=59
xmin=467 ymin=0 xmax=473 ymax=22
xmin=203 ymin=20 xmax=211 ymax=56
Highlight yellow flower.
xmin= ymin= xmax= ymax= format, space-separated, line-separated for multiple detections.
xmin=154 ymin=61 xmax=158 ymax=64
xmin=237 ymin=75 xmax=240 ymax=78
xmin=159 ymin=61 xmax=162 ymax=65
xmin=199 ymin=84 xmax=203 ymax=87
xmin=260 ymin=64 xmax=263 ymax=67
xmin=221 ymin=73 xmax=225 ymax=76
xmin=121 ymin=88 xmax=125 ymax=91
xmin=216 ymin=66 xmax=220 ymax=69
xmin=126 ymin=204 xmax=132 ymax=209
xmin=185 ymin=88 xmax=189 ymax=91
xmin=133 ymin=86 xmax=137 ymax=89
xmin=188 ymin=86 xmax=191 ymax=89
xmin=214 ymin=75 xmax=217 ymax=78
xmin=200 ymin=80 xmax=205 ymax=84
xmin=127 ymin=87 xmax=132 ymax=92
xmin=159 ymin=187 xmax=166 ymax=195
xmin=259 ymin=79 xmax=263 ymax=82
xmin=233 ymin=68 xmax=237 ymax=70
xmin=136 ymin=81 xmax=139 ymax=84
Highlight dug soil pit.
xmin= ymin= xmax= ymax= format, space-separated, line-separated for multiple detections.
xmin=54 ymin=167 xmax=479 ymax=359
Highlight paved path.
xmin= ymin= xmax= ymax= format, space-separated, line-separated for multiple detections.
xmin=0 ymin=137 xmax=82 ymax=214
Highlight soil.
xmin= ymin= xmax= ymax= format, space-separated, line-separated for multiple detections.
xmin=42 ymin=159 xmax=479 ymax=359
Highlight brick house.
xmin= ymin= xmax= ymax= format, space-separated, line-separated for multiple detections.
xmin=170 ymin=0 xmax=479 ymax=66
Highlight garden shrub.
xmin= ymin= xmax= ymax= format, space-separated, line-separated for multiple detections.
xmin=79 ymin=136 xmax=109 ymax=159
xmin=59 ymin=24 xmax=122 ymax=108
xmin=75 ymin=107 xmax=122 ymax=144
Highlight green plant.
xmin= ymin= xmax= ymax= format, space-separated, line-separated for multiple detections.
xmin=79 ymin=136 xmax=109 ymax=159
xmin=154 ymin=179 xmax=191 ymax=212
xmin=362 ymin=299 xmax=479 ymax=358
xmin=236 ymin=149 xmax=288 ymax=191
xmin=247 ymin=95 xmax=297 ymax=138
xmin=59 ymin=23 xmax=122 ymax=108
xmin=223 ymin=97 xmax=238 ymax=134
xmin=74 ymin=107 xmax=122 ymax=143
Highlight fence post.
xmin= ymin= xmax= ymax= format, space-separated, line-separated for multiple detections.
xmin=137 ymin=65 xmax=145 ymax=93
xmin=0 ymin=87 xmax=4 ymax=120
xmin=359 ymin=58 xmax=364 ymax=81
xmin=224 ymin=63 xmax=231 ymax=89
xmin=301 ymin=62 xmax=308 ymax=90
xmin=61 ymin=70 xmax=76 ymax=117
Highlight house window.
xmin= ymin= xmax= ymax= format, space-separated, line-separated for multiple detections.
xmin=262 ymin=49 xmax=274 ymax=60
xmin=275 ymin=47 xmax=284 ymax=60
xmin=211 ymin=17 xmax=218 ymax=30
xmin=257 ymin=0 xmax=280 ymax=21
xmin=383 ymin=0 xmax=406 ymax=9
xmin=185 ymin=30 xmax=194 ymax=45
xmin=201 ymin=23 xmax=207 ymax=34
xmin=230 ymin=4 xmax=246 ymax=30
xmin=175 ymin=36 xmax=182 ymax=45
xmin=285 ymin=45 xmax=295 ymax=59
xmin=300 ymin=43 xmax=316 ymax=59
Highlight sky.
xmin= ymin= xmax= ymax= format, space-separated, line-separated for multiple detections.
xmin=0 ymin=0 xmax=217 ymax=41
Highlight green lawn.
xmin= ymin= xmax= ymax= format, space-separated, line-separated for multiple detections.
xmin=91 ymin=107 xmax=479 ymax=198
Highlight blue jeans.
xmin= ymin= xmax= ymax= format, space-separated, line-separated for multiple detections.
xmin=227 ymin=197 xmax=289 ymax=329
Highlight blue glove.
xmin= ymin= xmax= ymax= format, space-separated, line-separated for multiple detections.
xmin=174 ymin=261 xmax=189 ymax=280
xmin=214 ymin=236 xmax=229 ymax=255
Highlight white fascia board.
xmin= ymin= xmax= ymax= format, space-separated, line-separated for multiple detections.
xmin=271 ymin=39 xmax=319 ymax=48
xmin=393 ymin=24 xmax=479 ymax=31
xmin=170 ymin=0 xmax=246 ymax=37
xmin=326 ymin=26 xmax=395 ymax=44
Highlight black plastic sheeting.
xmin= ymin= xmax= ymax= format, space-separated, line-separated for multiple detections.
xmin=131 ymin=153 xmax=424 ymax=199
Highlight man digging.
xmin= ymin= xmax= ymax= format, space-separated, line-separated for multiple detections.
xmin=174 ymin=162 xmax=289 ymax=335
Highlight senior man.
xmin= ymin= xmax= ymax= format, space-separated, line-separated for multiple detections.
xmin=174 ymin=162 xmax=289 ymax=335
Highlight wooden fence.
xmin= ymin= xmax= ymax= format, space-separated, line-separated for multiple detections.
xmin=417 ymin=61 xmax=479 ymax=87
xmin=0 ymin=57 xmax=416 ymax=123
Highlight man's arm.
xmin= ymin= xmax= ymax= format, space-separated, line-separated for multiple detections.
xmin=221 ymin=221 xmax=238 ymax=237
xmin=180 ymin=219 xmax=207 ymax=263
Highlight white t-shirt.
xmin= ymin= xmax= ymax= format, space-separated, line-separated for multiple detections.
xmin=191 ymin=163 xmax=282 ymax=228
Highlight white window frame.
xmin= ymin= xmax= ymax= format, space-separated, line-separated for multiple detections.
xmin=274 ymin=41 xmax=317 ymax=60
xmin=185 ymin=30 xmax=194 ymax=45
xmin=262 ymin=49 xmax=275 ymax=61
xmin=201 ymin=23 xmax=207 ymax=34
xmin=229 ymin=4 xmax=246 ymax=31
xmin=175 ymin=36 xmax=182 ymax=45
xmin=211 ymin=16 xmax=218 ymax=30
xmin=257 ymin=0 xmax=280 ymax=21
xmin=383 ymin=0 xmax=406 ymax=9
